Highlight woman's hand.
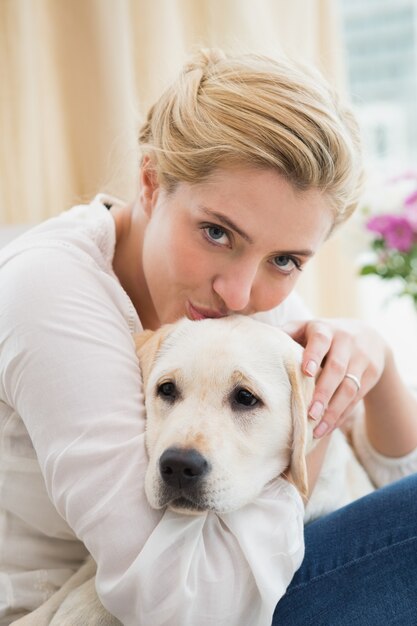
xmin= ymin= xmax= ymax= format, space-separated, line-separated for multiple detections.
xmin=282 ymin=318 xmax=389 ymax=438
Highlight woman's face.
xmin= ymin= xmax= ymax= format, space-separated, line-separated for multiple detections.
xmin=139 ymin=166 xmax=333 ymax=328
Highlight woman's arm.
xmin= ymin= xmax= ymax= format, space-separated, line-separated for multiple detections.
xmin=363 ymin=347 xmax=417 ymax=457
xmin=0 ymin=245 xmax=305 ymax=626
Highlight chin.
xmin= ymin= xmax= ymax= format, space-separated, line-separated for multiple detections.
xmin=168 ymin=497 xmax=208 ymax=516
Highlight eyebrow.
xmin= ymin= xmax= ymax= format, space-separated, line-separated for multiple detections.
xmin=199 ymin=206 xmax=254 ymax=243
xmin=198 ymin=205 xmax=315 ymax=257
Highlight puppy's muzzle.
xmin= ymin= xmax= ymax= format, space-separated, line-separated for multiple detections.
xmin=159 ymin=447 xmax=210 ymax=489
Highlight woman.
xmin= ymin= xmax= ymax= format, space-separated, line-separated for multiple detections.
xmin=1 ymin=49 xmax=416 ymax=625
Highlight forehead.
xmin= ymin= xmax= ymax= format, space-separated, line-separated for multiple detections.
xmin=175 ymin=166 xmax=333 ymax=251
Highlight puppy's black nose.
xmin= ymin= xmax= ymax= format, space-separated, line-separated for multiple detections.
xmin=159 ymin=447 xmax=209 ymax=489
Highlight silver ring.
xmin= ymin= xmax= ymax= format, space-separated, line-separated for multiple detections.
xmin=344 ymin=373 xmax=361 ymax=392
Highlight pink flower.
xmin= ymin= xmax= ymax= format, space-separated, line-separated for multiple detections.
xmin=367 ymin=215 xmax=394 ymax=236
xmin=405 ymin=206 xmax=417 ymax=233
xmin=367 ymin=214 xmax=415 ymax=252
xmin=403 ymin=187 xmax=417 ymax=233
xmin=404 ymin=188 xmax=417 ymax=209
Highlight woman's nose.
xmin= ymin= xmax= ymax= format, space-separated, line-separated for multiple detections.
xmin=212 ymin=263 xmax=258 ymax=312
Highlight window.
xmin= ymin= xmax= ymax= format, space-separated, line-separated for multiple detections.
xmin=340 ymin=0 xmax=417 ymax=171
xmin=339 ymin=0 xmax=417 ymax=385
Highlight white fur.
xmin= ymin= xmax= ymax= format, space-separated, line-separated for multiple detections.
xmin=144 ymin=316 xmax=305 ymax=514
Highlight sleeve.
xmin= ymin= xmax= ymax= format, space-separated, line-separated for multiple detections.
xmin=0 ymin=246 xmax=304 ymax=626
xmin=352 ymin=413 xmax=417 ymax=488
xmin=109 ymin=479 xmax=304 ymax=626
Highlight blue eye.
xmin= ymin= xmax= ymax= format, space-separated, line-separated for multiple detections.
xmin=207 ymin=226 xmax=226 ymax=241
xmin=203 ymin=224 xmax=230 ymax=245
xmin=271 ymin=255 xmax=301 ymax=274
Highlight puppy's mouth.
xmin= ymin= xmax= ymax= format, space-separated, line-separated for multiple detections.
xmin=169 ymin=496 xmax=208 ymax=514
xmin=157 ymin=484 xmax=211 ymax=514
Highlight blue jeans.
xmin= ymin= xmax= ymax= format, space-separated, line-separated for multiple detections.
xmin=273 ymin=474 xmax=417 ymax=625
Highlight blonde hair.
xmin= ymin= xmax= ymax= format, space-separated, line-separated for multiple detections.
xmin=139 ymin=48 xmax=363 ymax=226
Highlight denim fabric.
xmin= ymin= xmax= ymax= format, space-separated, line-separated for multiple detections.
xmin=273 ymin=474 xmax=417 ymax=626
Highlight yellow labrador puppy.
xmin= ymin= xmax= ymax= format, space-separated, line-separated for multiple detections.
xmin=13 ymin=316 xmax=373 ymax=626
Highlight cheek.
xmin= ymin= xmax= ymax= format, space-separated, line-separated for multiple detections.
xmin=254 ymin=274 xmax=298 ymax=312
xmin=144 ymin=226 xmax=190 ymax=287
xmin=168 ymin=238 xmax=214 ymax=284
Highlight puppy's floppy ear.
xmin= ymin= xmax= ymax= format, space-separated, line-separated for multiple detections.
xmin=285 ymin=360 xmax=315 ymax=500
xmin=133 ymin=324 xmax=174 ymax=387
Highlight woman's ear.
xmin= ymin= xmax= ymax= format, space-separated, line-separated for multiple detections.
xmin=139 ymin=156 xmax=159 ymax=217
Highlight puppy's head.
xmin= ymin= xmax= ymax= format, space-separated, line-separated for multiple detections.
xmin=134 ymin=316 xmax=314 ymax=515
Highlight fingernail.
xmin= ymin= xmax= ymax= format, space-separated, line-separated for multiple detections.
xmin=309 ymin=400 xmax=324 ymax=421
xmin=314 ymin=421 xmax=329 ymax=438
xmin=305 ymin=360 xmax=318 ymax=377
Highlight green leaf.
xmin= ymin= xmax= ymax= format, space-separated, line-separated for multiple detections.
xmin=359 ymin=265 xmax=378 ymax=276
xmin=372 ymin=238 xmax=386 ymax=251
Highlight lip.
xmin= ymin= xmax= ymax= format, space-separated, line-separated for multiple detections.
xmin=186 ymin=301 xmax=227 ymax=321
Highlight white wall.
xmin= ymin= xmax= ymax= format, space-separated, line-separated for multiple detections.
xmin=358 ymin=276 xmax=417 ymax=386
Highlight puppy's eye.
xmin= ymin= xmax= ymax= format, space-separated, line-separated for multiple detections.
xmin=157 ymin=381 xmax=178 ymax=401
xmin=234 ymin=387 xmax=259 ymax=407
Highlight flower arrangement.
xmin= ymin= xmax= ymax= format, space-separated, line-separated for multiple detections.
xmin=359 ymin=173 xmax=417 ymax=307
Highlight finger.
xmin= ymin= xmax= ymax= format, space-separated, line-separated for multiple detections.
xmin=313 ymin=366 xmax=367 ymax=438
xmin=307 ymin=332 xmax=353 ymax=421
xmin=300 ymin=322 xmax=333 ymax=378
xmin=337 ymin=380 xmax=369 ymax=427
xmin=313 ymin=385 xmax=360 ymax=438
